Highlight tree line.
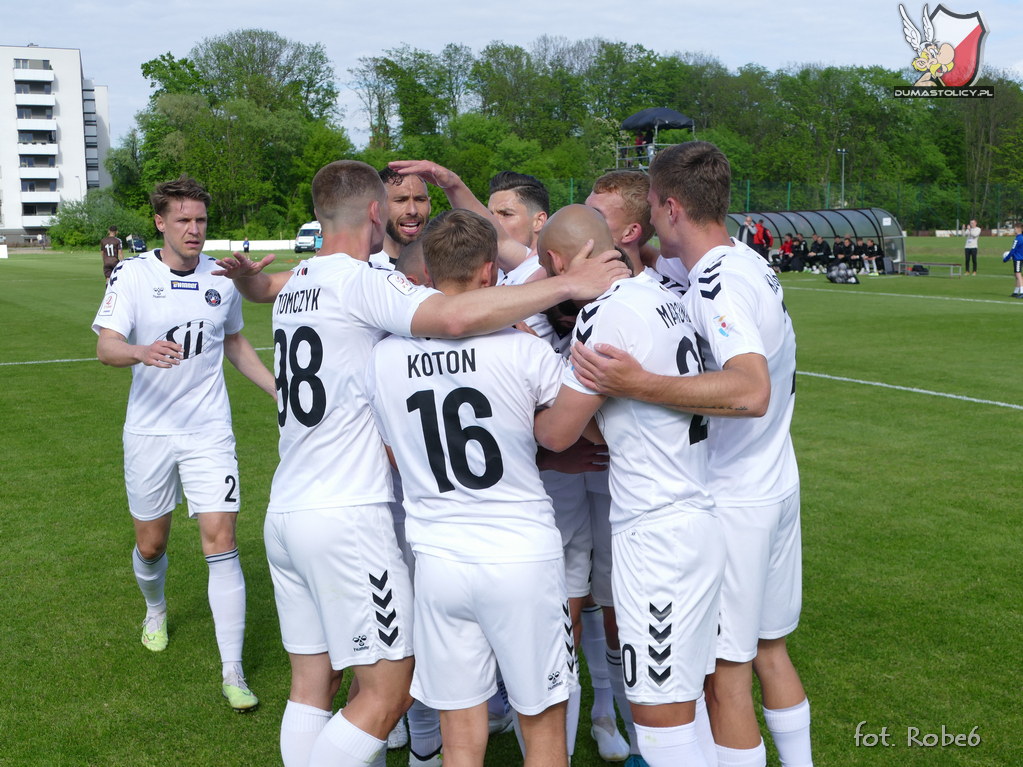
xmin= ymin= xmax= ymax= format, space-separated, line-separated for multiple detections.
xmin=51 ymin=30 xmax=1023 ymax=244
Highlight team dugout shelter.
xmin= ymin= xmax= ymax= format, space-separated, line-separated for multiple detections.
xmin=727 ymin=208 xmax=906 ymax=264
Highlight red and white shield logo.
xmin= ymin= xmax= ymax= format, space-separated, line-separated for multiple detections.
xmin=929 ymin=4 xmax=988 ymax=86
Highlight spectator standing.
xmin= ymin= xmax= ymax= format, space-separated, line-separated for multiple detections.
xmin=753 ymin=220 xmax=766 ymax=259
xmin=964 ymin=219 xmax=980 ymax=275
xmin=736 ymin=216 xmax=756 ymax=248
xmin=242 ymin=236 xmax=250 ymax=254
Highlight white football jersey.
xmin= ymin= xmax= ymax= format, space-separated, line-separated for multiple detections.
xmin=563 ymin=271 xmax=714 ymax=532
xmin=497 ymin=253 xmax=560 ymax=348
xmin=92 ymin=252 xmax=243 ymax=435
xmin=267 ymin=254 xmax=435 ymax=514
xmin=367 ymin=328 xmax=565 ymax=564
xmin=369 ymin=250 xmax=395 ymax=270
xmin=683 ymin=239 xmax=799 ymax=506
xmin=654 ymin=255 xmax=690 ymax=291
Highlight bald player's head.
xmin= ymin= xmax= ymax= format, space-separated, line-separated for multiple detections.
xmin=537 ymin=204 xmax=624 ymax=278
xmin=395 ymin=238 xmax=430 ymax=287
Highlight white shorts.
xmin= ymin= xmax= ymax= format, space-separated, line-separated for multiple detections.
xmin=613 ymin=510 xmax=725 ymax=705
xmin=264 ymin=503 xmax=415 ymax=669
xmin=542 ymin=471 xmax=593 ymax=599
xmin=715 ymin=490 xmax=803 ymax=663
xmin=588 ymin=490 xmax=613 ymax=608
xmin=123 ymin=429 xmax=240 ymax=521
xmin=411 ymin=554 xmax=577 ymax=715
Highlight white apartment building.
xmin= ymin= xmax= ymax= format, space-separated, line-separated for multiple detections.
xmin=0 ymin=44 xmax=110 ymax=241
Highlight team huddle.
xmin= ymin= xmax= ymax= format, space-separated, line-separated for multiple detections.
xmin=93 ymin=142 xmax=813 ymax=767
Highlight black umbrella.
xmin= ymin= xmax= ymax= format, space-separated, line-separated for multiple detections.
xmin=621 ymin=107 xmax=695 ymax=133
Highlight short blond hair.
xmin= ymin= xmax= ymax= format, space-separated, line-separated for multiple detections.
xmin=591 ymin=171 xmax=654 ymax=245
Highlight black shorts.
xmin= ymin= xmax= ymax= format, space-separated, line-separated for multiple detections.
xmin=1014 ymin=260 xmax=1022 ymax=275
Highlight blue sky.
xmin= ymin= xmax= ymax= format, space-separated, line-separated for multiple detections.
xmin=5 ymin=0 xmax=1022 ymax=146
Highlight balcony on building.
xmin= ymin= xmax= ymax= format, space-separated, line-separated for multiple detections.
xmin=19 ymin=167 xmax=59 ymax=180
xmin=21 ymin=191 xmax=61 ymax=204
xmin=21 ymin=215 xmax=55 ymax=227
xmin=14 ymin=93 xmax=56 ymax=107
xmin=13 ymin=69 xmax=55 ymax=83
xmin=16 ymin=118 xmax=57 ymax=131
xmin=19 ymin=143 xmax=58 ymax=155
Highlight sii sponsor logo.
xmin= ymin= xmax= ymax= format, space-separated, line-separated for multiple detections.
xmin=171 ymin=280 xmax=199 ymax=291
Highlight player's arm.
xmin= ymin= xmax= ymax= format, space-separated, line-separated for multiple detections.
xmin=534 ymin=386 xmax=606 ymax=453
xmin=571 ymin=343 xmax=771 ymax=418
xmin=409 ymin=242 xmax=627 ymax=338
xmin=223 ymin=332 xmax=277 ymax=399
xmin=212 ymin=252 xmax=292 ymax=303
xmin=96 ymin=327 xmax=182 ymax=368
xmin=390 ymin=160 xmax=530 ymax=266
xmin=536 ymin=436 xmax=607 ymax=473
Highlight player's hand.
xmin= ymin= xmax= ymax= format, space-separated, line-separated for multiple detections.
xmin=571 ymin=341 xmax=645 ymax=397
xmin=563 ymin=240 xmax=630 ymax=300
xmin=212 ymin=252 xmax=276 ymax=279
xmin=536 ymin=438 xmax=608 ymax=474
xmin=512 ymin=321 xmax=539 ymax=337
xmin=389 ymin=160 xmax=459 ymax=190
xmin=139 ymin=340 xmax=183 ymax=368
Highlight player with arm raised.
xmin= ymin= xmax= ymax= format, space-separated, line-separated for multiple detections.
xmin=214 ymin=160 xmax=627 ymax=767
xmin=534 ymin=204 xmax=725 ymax=767
xmin=93 ymin=175 xmax=275 ymax=712
xmin=367 ymin=209 xmax=576 ymax=767
xmin=571 ymin=142 xmax=811 ymax=767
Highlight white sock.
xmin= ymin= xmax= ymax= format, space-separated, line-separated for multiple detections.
xmin=763 ymin=699 xmax=813 ymax=767
xmin=281 ymin=700 xmax=331 ymax=767
xmin=606 ymin=647 xmax=639 ymax=754
xmin=716 ymin=738 xmax=767 ymax=767
xmin=310 ymin=711 xmax=385 ymax=767
xmin=566 ymin=684 xmax=581 ymax=757
xmin=580 ymin=606 xmax=614 ymax=721
xmin=133 ymin=547 xmax=167 ymax=614
xmin=206 ymin=548 xmax=246 ymax=665
xmin=695 ymin=693 xmax=718 ymax=767
xmin=408 ymin=699 xmax=442 ymax=759
xmin=635 ymin=722 xmax=707 ymax=767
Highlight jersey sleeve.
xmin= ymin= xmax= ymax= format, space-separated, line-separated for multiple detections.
xmin=92 ymin=261 xmax=135 ymax=338
xmin=222 ymin=284 xmax=244 ymax=335
xmin=523 ymin=334 xmax=566 ymax=408
xmin=691 ymin=266 xmax=766 ymax=367
xmin=348 ymin=266 xmax=437 ymax=336
xmin=364 ymin=345 xmax=391 ymax=447
xmin=562 ymin=294 xmax=648 ymax=396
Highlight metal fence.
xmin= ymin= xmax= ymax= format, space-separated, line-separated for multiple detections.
xmin=535 ymin=178 xmax=1023 ymax=234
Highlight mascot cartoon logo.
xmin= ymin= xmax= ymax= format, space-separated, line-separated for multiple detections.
xmin=899 ymin=4 xmax=988 ymax=87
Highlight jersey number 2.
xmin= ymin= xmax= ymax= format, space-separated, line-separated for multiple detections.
xmin=407 ymin=388 xmax=504 ymax=493
xmin=274 ymin=326 xmax=326 ymax=428
xmin=676 ymin=335 xmax=709 ymax=445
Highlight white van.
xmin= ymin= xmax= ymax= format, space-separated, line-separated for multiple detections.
xmin=295 ymin=220 xmax=321 ymax=253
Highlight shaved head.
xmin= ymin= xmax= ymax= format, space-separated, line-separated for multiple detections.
xmin=537 ymin=205 xmax=617 ymax=268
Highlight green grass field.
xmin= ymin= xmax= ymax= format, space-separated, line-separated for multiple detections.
xmin=0 ymin=236 xmax=1020 ymax=766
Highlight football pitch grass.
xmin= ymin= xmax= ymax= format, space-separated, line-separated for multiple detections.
xmin=0 ymin=236 xmax=1020 ymax=766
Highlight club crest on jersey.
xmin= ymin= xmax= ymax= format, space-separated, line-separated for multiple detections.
xmin=98 ymin=292 xmax=117 ymax=316
xmin=160 ymin=318 xmax=213 ymax=360
xmin=205 ymin=289 xmax=222 ymax=307
xmin=713 ymin=314 xmax=731 ymax=337
xmin=171 ymin=280 xmax=199 ymax=291
xmin=152 ymin=286 xmax=166 ymax=299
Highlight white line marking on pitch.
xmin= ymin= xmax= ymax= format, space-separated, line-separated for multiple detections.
xmin=0 ymin=347 xmax=275 ymax=367
xmin=798 ymin=371 xmax=1023 ymax=410
xmin=785 ymin=285 xmax=1020 ymax=306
